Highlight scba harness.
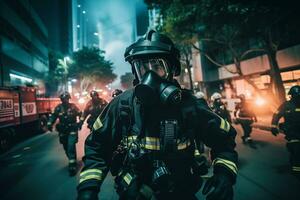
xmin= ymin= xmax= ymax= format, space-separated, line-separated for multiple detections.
xmin=111 ymin=90 xmax=208 ymax=199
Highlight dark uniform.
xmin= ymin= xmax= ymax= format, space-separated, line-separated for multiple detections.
xmin=47 ymin=92 xmax=81 ymax=175
xmin=271 ymin=85 xmax=300 ymax=179
xmin=211 ymin=93 xmax=231 ymax=123
xmin=79 ymin=91 xmax=108 ymax=131
xmin=77 ymin=30 xmax=238 ymax=200
xmin=234 ymin=95 xmax=257 ymax=143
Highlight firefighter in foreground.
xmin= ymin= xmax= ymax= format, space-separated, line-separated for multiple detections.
xmin=210 ymin=92 xmax=231 ymax=123
xmin=271 ymin=85 xmax=300 ymax=180
xmin=77 ymin=30 xmax=238 ymax=200
xmin=234 ymin=94 xmax=257 ymax=143
xmin=47 ymin=91 xmax=81 ymax=176
xmin=79 ymin=91 xmax=108 ymax=131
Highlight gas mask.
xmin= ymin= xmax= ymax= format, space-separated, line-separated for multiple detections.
xmin=132 ymin=58 xmax=182 ymax=106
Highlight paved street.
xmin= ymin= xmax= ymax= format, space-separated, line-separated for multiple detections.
xmin=0 ymin=125 xmax=299 ymax=200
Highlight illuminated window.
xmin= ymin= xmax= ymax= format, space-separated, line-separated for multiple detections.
xmin=293 ymin=69 xmax=300 ymax=79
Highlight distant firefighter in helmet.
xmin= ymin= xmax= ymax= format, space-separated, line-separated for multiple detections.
xmin=271 ymin=85 xmax=300 ymax=180
xmin=112 ymin=89 xmax=123 ymax=98
xmin=79 ymin=90 xmax=108 ymax=131
xmin=210 ymin=92 xmax=231 ymax=123
xmin=47 ymin=91 xmax=81 ymax=176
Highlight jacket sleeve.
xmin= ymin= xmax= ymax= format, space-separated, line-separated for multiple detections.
xmin=271 ymin=102 xmax=286 ymax=128
xmin=196 ymin=106 xmax=238 ymax=183
xmin=77 ymin=98 xmax=121 ymax=192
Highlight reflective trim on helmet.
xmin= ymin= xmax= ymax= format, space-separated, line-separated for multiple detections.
xmin=295 ymin=108 xmax=300 ymax=112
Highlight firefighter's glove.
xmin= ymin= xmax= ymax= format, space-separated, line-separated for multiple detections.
xmin=202 ymin=171 xmax=234 ymax=200
xmin=271 ymin=127 xmax=279 ymax=136
xmin=77 ymin=189 xmax=98 ymax=200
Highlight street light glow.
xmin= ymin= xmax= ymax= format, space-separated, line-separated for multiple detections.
xmin=77 ymin=25 xmax=80 ymax=28
xmin=9 ymin=73 xmax=32 ymax=82
xmin=94 ymin=32 xmax=99 ymax=36
xmin=82 ymin=10 xmax=86 ymax=14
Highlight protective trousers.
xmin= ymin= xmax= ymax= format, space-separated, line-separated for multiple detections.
xmin=59 ymin=131 xmax=78 ymax=164
xmin=286 ymin=140 xmax=300 ymax=180
xmin=238 ymin=119 xmax=253 ymax=139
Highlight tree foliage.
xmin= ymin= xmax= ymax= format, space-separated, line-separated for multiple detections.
xmin=120 ymin=72 xmax=134 ymax=90
xmin=145 ymin=0 xmax=299 ymax=105
xmin=69 ymin=47 xmax=117 ymax=92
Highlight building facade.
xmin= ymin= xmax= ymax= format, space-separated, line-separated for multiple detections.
xmin=0 ymin=0 xmax=49 ymax=91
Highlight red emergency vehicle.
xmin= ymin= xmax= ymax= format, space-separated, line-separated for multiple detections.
xmin=0 ymin=86 xmax=60 ymax=152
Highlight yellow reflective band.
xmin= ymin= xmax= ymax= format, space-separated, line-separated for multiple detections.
xmin=292 ymin=167 xmax=300 ymax=172
xmin=145 ymin=137 xmax=160 ymax=143
xmin=213 ymin=158 xmax=238 ymax=175
xmin=70 ymin=132 xmax=77 ymax=135
xmin=80 ymin=169 xmax=102 ymax=177
xmin=287 ymin=139 xmax=300 ymax=143
xmin=144 ymin=144 xmax=160 ymax=150
xmin=220 ymin=118 xmax=230 ymax=132
xmin=194 ymin=149 xmax=201 ymax=156
xmin=47 ymin=122 xmax=51 ymax=125
xmin=79 ymin=175 xmax=101 ymax=184
xmin=271 ymin=124 xmax=278 ymax=128
xmin=225 ymin=121 xmax=230 ymax=132
xmin=93 ymin=117 xmax=103 ymax=130
xmin=123 ymin=173 xmax=133 ymax=185
xmin=69 ymin=159 xmax=76 ymax=163
xmin=80 ymin=117 xmax=85 ymax=120
xmin=295 ymin=108 xmax=300 ymax=112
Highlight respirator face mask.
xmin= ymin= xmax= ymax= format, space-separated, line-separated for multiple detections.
xmin=132 ymin=58 xmax=181 ymax=106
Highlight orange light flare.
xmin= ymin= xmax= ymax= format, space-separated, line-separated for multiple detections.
xmin=78 ymin=97 xmax=86 ymax=104
xmin=255 ymin=97 xmax=266 ymax=106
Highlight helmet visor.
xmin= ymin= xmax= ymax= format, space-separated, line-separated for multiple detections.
xmin=132 ymin=58 xmax=169 ymax=80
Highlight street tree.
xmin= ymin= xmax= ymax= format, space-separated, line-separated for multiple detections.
xmin=46 ymin=50 xmax=66 ymax=96
xmin=145 ymin=0 xmax=299 ymax=105
xmin=69 ymin=47 xmax=117 ymax=93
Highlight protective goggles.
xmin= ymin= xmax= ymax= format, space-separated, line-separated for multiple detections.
xmin=132 ymin=58 xmax=170 ymax=80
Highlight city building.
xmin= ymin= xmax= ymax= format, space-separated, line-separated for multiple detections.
xmin=0 ymin=0 xmax=49 ymax=91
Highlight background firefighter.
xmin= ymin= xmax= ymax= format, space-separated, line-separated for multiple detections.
xmin=79 ymin=91 xmax=108 ymax=131
xmin=271 ymin=85 xmax=300 ymax=180
xmin=234 ymin=94 xmax=257 ymax=143
xmin=47 ymin=91 xmax=81 ymax=176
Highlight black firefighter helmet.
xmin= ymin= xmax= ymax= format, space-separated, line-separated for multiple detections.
xmin=112 ymin=89 xmax=123 ymax=98
xmin=124 ymin=29 xmax=181 ymax=83
xmin=60 ymin=91 xmax=71 ymax=100
xmin=288 ymin=85 xmax=300 ymax=98
xmin=90 ymin=90 xmax=99 ymax=98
